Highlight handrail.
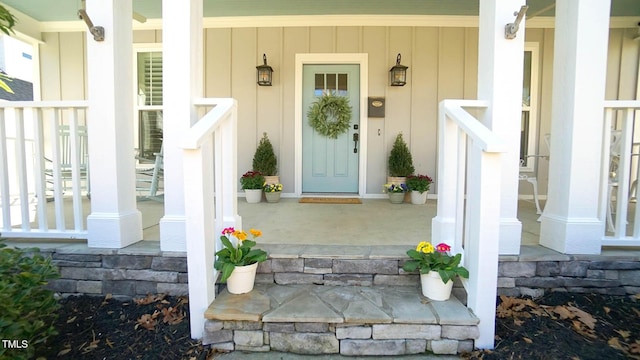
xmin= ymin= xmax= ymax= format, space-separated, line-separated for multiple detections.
xmin=441 ymin=100 xmax=506 ymax=153
xmin=181 ymin=97 xmax=240 ymax=339
xmin=0 ymin=101 xmax=89 ymax=108
xmin=433 ymin=99 xmax=505 ymax=349
xmin=182 ymin=98 xmax=234 ymax=149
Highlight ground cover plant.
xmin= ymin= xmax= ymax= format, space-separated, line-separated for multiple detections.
xmin=0 ymin=243 xmax=60 ymax=360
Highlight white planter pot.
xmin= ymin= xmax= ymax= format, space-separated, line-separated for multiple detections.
xmin=410 ymin=191 xmax=428 ymax=205
xmin=420 ymin=270 xmax=453 ymax=301
xmin=226 ymin=262 xmax=259 ymax=294
xmin=244 ymin=189 xmax=262 ymax=203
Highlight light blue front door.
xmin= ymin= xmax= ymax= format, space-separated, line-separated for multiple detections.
xmin=302 ymin=64 xmax=360 ymax=193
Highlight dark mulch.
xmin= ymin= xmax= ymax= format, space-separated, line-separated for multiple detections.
xmin=467 ymin=292 xmax=640 ymax=360
xmin=28 ymin=291 xmax=640 ymax=359
xmin=33 ymin=294 xmax=212 ymax=360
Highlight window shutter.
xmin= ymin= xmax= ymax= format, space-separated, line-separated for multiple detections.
xmin=143 ymin=53 xmax=163 ymax=106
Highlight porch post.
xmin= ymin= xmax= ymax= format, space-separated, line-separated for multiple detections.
xmin=160 ymin=0 xmax=203 ymax=252
xmin=85 ymin=0 xmax=143 ymax=248
xmin=539 ymin=0 xmax=610 ymax=254
xmin=477 ymin=0 xmax=526 ymax=255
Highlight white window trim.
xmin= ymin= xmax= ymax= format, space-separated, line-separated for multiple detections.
xmin=521 ymin=43 xmax=540 ymax=173
xmin=132 ymin=43 xmax=162 ymax=152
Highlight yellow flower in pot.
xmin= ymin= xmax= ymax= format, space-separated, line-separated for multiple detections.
xmin=214 ymin=227 xmax=268 ymax=294
xmin=403 ymin=242 xmax=469 ymax=300
xmin=263 ymin=183 xmax=283 ymax=203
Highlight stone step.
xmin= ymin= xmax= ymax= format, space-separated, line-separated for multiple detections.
xmin=204 ymin=283 xmax=479 ymax=356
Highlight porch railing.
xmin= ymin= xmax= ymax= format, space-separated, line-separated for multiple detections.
xmin=601 ymin=100 xmax=640 ymax=246
xmin=0 ymin=101 xmax=89 ymax=239
xmin=181 ymin=98 xmax=239 ymax=339
xmin=431 ymin=99 xmax=506 ymax=349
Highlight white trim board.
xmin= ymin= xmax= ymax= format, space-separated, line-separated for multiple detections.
xmin=38 ymin=15 xmax=640 ymax=32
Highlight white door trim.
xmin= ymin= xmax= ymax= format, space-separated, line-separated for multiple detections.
xmin=294 ymin=53 xmax=368 ymax=196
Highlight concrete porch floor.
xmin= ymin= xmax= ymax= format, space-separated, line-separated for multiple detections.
xmin=141 ymin=197 xmax=543 ymax=246
xmin=13 ymin=196 xmax=640 ymax=259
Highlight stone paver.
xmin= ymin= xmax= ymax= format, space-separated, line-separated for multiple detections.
xmin=207 ymin=283 xmax=478 ymax=327
xmin=262 ymin=292 xmax=343 ymax=323
xmin=429 ymin=297 xmax=480 ymax=325
xmin=314 ymin=286 xmax=391 ymax=324
xmin=205 ymin=287 xmax=271 ymax=321
xmin=380 ymin=287 xmax=438 ymax=324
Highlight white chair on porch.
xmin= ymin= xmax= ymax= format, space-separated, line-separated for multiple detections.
xmin=519 ymin=133 xmax=550 ymax=216
xmin=607 ymin=130 xmax=624 ymax=232
xmin=44 ymin=125 xmax=91 ymax=199
xmin=136 ymin=145 xmax=164 ymax=200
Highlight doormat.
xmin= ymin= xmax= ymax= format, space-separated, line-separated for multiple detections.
xmin=299 ymin=197 xmax=362 ymax=204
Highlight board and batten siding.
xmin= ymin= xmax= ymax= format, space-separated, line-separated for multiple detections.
xmin=202 ymin=26 xmax=480 ymax=195
xmin=37 ymin=26 xmax=639 ymax=197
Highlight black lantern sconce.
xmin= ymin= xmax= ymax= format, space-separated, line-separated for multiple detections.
xmin=389 ymin=53 xmax=408 ymax=86
xmin=256 ymin=54 xmax=274 ymax=86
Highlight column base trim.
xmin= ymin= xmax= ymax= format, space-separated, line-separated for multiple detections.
xmin=499 ymin=218 xmax=523 ymax=255
xmin=540 ymin=214 xmax=602 ymax=254
xmin=87 ymin=210 xmax=143 ymax=248
xmin=160 ymin=215 xmax=187 ymax=252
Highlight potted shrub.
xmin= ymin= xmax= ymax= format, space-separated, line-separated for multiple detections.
xmin=406 ymin=174 xmax=433 ymax=205
xmin=214 ymin=227 xmax=268 ymax=294
xmin=252 ymin=132 xmax=278 ymax=184
xmin=383 ymin=183 xmax=408 ymax=204
xmin=388 ymin=132 xmax=415 ymax=183
xmin=402 ymin=242 xmax=469 ymax=301
xmin=263 ymin=183 xmax=283 ymax=203
xmin=240 ymin=171 xmax=265 ymax=203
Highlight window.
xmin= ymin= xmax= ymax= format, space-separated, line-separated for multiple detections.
xmin=135 ymin=50 xmax=163 ymax=162
xmin=520 ymin=44 xmax=539 ymax=172
xmin=314 ymin=72 xmax=349 ymax=96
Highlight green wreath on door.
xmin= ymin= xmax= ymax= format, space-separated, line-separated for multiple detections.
xmin=307 ymin=92 xmax=352 ymax=139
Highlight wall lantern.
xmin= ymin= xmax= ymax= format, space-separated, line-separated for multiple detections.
xmin=389 ymin=53 xmax=408 ymax=86
xmin=256 ymin=54 xmax=274 ymax=86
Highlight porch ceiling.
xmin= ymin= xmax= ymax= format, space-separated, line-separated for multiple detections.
xmin=1 ymin=0 xmax=638 ymax=22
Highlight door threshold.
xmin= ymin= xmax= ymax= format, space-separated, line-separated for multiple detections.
xmin=300 ymin=193 xmax=360 ymax=198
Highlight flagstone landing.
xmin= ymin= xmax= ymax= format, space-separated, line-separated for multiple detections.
xmin=203 ymin=283 xmax=479 ymax=356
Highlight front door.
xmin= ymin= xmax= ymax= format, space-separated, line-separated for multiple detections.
xmin=302 ymin=64 xmax=360 ymax=193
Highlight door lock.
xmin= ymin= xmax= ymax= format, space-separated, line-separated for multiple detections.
xmin=353 ymin=133 xmax=359 ymax=153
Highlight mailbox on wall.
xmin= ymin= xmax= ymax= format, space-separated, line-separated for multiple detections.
xmin=368 ymin=97 xmax=385 ymax=118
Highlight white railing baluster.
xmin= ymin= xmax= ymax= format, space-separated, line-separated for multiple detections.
xmin=32 ymin=108 xmax=49 ymax=231
xmin=614 ymin=109 xmax=634 ymax=237
xmin=13 ymin=108 xmax=30 ymax=231
xmin=600 ymin=108 xmax=614 ymax=232
xmin=0 ymin=109 xmax=10 ymax=231
xmin=455 ymin=127 xmax=466 ymax=252
xmin=50 ymin=109 xmax=66 ymax=230
xmin=68 ymin=109 xmax=84 ymax=231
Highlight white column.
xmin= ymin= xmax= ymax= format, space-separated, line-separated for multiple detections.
xmin=540 ymin=0 xmax=610 ymax=254
xmin=86 ymin=0 xmax=142 ymax=248
xmin=161 ymin=0 xmax=203 ymax=252
xmin=477 ymin=0 xmax=526 ymax=255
